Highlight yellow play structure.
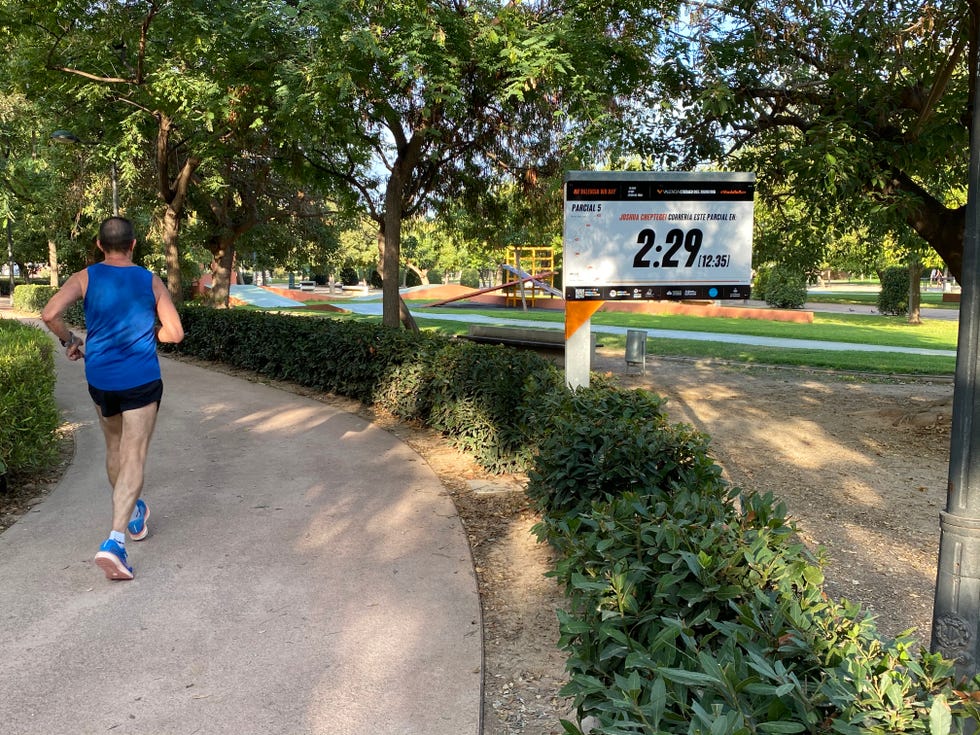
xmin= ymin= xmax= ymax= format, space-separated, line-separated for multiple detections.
xmin=501 ymin=246 xmax=560 ymax=308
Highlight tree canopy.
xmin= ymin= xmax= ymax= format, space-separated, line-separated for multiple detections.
xmin=0 ymin=0 xmax=976 ymax=316
xmin=640 ymin=0 xmax=974 ymax=280
xmin=284 ymin=0 xmax=668 ymax=325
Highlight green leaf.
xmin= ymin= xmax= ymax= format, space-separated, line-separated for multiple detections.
xmin=929 ymin=694 xmax=951 ymax=735
xmin=658 ymin=667 xmax=720 ymax=687
xmin=758 ymin=722 xmax=806 ymax=733
xmin=774 ymin=682 xmax=795 ymax=697
xmin=649 ymin=676 xmax=666 ymax=726
xmin=802 ymin=565 xmax=824 ymax=586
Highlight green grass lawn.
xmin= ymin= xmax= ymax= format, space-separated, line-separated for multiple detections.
xmin=806 ymin=290 xmax=959 ymax=309
xmin=284 ymin=296 xmax=960 ymax=376
xmin=414 ymin=305 xmax=958 ymax=350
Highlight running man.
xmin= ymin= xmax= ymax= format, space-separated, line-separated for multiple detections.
xmin=42 ymin=216 xmax=184 ymax=580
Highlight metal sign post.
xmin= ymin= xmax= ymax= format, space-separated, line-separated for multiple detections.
xmin=562 ymin=171 xmax=755 ymax=388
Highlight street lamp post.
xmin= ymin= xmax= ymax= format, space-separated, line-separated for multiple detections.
xmin=932 ymin=54 xmax=980 ymax=683
xmin=5 ymin=219 xmax=13 ymax=297
xmin=1 ymin=145 xmax=14 ymax=297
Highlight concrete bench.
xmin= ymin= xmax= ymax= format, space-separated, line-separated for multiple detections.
xmin=464 ymin=324 xmax=596 ymax=356
xmin=298 ymin=280 xmax=316 ymax=292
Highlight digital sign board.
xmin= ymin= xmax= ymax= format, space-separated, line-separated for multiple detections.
xmin=563 ymin=171 xmax=755 ymax=301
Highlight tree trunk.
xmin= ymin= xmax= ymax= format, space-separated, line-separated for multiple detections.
xmin=405 ymin=262 xmax=429 ymax=285
xmin=908 ymin=258 xmax=923 ymax=325
xmin=889 ymin=169 xmax=965 ymax=281
xmin=376 ymin=224 xmax=386 ymax=284
xmin=205 ymin=187 xmax=258 ymax=309
xmin=156 ymin=114 xmax=200 ymax=302
xmin=47 ymin=240 xmax=58 ymax=287
xmin=378 ymin=128 xmax=426 ymax=328
xmin=209 ymin=237 xmax=237 ymax=308
xmin=162 ymin=206 xmax=182 ymax=302
xmin=381 ymin=181 xmax=403 ymax=328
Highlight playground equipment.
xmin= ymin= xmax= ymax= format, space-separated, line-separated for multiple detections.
xmin=429 ymin=248 xmax=562 ymax=308
xmin=425 ymin=246 xmax=560 ymax=309
xmin=502 ymin=246 xmax=560 ymax=308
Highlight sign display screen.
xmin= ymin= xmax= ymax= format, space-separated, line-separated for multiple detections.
xmin=563 ymin=172 xmax=755 ymax=301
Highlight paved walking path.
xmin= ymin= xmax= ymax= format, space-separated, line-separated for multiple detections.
xmin=229 ymin=283 xmax=305 ymax=308
xmin=0 ymin=325 xmax=481 ymax=735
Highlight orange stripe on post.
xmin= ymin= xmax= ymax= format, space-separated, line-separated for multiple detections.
xmin=565 ymin=301 xmax=604 ymax=340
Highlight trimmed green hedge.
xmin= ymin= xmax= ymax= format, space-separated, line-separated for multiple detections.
xmin=375 ymin=338 xmax=563 ymax=470
xmin=879 ymin=266 xmax=910 ymax=316
xmin=0 ymin=320 xmax=59 ymax=476
xmin=526 ymin=386 xmax=723 ymax=520
xmin=11 ymin=284 xmax=85 ymax=326
xmin=762 ymin=265 xmax=808 ymax=309
xmin=11 ymin=284 xmax=57 ymax=313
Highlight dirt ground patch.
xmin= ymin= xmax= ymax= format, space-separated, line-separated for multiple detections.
xmin=600 ymin=352 xmax=952 ymax=644
xmin=0 ymin=348 xmax=955 ymax=735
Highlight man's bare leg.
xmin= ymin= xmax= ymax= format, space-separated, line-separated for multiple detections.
xmin=96 ymin=402 xmax=159 ymax=534
xmin=94 ymin=402 xmax=158 ymax=579
xmin=96 ymin=409 xmax=123 ymax=490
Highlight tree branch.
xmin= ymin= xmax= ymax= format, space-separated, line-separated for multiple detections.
xmin=136 ymin=1 xmax=162 ymax=85
xmin=47 ymin=66 xmax=136 ymax=85
xmin=907 ymin=16 xmax=969 ymax=140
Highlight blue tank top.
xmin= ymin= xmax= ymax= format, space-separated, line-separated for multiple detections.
xmin=84 ymin=263 xmax=160 ymax=391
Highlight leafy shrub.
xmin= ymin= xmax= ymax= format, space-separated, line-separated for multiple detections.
xmin=376 ymin=340 xmax=561 ymax=471
xmin=879 ymin=266 xmax=910 ymax=316
xmin=752 ymin=264 xmax=773 ymax=302
xmin=527 ymin=390 xmax=980 ymax=733
xmin=64 ymin=301 xmax=86 ymax=327
xmin=12 ymin=284 xmax=57 ymax=313
xmin=526 ymin=386 xmax=723 ymax=524
xmin=340 ymin=265 xmax=359 ymax=286
xmin=461 ymin=268 xmax=481 ymax=288
xmin=763 ymin=265 xmax=808 ymax=309
xmin=428 ymin=269 xmax=443 ymax=285
xmin=552 ymin=486 xmax=978 ymax=733
xmin=0 ymin=321 xmax=59 ymax=476
xmin=171 ymin=306 xmax=423 ymax=401
xmin=11 ymin=284 xmax=85 ymax=326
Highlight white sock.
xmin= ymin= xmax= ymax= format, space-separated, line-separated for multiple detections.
xmin=109 ymin=530 xmax=126 ymax=545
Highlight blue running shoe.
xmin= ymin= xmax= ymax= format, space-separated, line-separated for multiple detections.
xmin=94 ymin=539 xmax=134 ymax=580
xmin=128 ymin=498 xmax=149 ymax=541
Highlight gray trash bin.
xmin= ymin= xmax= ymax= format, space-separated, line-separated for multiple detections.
xmin=625 ymin=329 xmax=647 ymax=369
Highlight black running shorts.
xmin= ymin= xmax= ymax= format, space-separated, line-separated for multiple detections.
xmin=88 ymin=379 xmax=163 ymax=417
